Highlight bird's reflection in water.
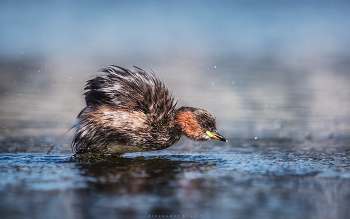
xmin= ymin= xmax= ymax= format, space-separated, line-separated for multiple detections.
xmin=71 ymin=154 xmax=210 ymax=217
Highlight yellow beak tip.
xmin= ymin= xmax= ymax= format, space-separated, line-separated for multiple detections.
xmin=206 ymin=131 xmax=227 ymax=142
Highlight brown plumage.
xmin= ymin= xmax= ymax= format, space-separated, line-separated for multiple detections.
xmin=72 ymin=66 xmax=227 ymax=155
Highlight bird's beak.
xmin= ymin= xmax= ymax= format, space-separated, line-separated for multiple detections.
xmin=206 ymin=130 xmax=228 ymax=142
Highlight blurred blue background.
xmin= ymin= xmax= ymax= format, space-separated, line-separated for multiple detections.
xmin=2 ymin=2 xmax=350 ymax=219
xmin=1 ymin=0 xmax=350 ymax=150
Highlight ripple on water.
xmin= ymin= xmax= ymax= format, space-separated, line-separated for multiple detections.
xmin=1 ymin=147 xmax=350 ymax=219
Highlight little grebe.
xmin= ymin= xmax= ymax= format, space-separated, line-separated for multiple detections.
xmin=72 ymin=66 xmax=227 ymax=154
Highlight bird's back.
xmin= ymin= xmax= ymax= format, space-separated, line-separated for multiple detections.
xmin=72 ymin=66 xmax=181 ymax=154
xmin=84 ymin=66 xmax=177 ymax=124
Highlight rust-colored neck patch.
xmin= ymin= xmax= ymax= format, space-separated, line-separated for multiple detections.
xmin=175 ymin=110 xmax=202 ymax=139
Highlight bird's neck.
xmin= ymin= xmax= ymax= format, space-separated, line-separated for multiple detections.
xmin=174 ymin=107 xmax=202 ymax=140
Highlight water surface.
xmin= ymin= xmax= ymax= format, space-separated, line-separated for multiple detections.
xmin=1 ymin=141 xmax=350 ymax=219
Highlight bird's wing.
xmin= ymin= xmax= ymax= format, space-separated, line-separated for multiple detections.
xmin=84 ymin=66 xmax=177 ymax=124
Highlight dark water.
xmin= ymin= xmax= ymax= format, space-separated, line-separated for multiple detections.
xmin=1 ymin=142 xmax=350 ymax=219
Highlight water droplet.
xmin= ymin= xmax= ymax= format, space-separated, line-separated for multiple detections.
xmin=232 ymin=81 xmax=234 ymax=84
xmin=255 ymin=137 xmax=257 ymax=139
xmin=214 ymin=66 xmax=217 ymax=68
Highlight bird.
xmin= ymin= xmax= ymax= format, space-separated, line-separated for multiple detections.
xmin=72 ymin=65 xmax=227 ymax=155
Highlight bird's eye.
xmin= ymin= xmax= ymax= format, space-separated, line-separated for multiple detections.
xmin=202 ymin=124 xmax=207 ymax=129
